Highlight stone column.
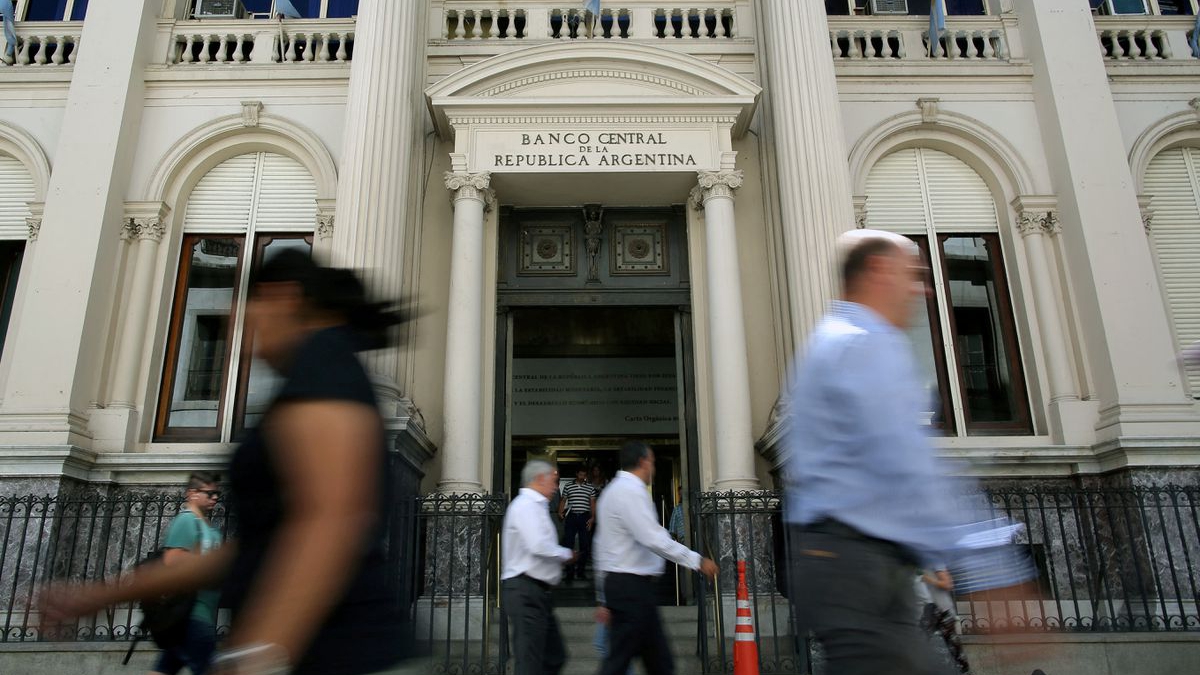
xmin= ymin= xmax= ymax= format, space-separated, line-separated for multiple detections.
xmin=0 ymin=0 xmax=162 ymax=446
xmin=759 ymin=0 xmax=857 ymax=348
xmin=1014 ymin=0 xmax=1200 ymax=442
xmin=329 ymin=0 xmax=428 ymax=416
xmin=1012 ymin=198 xmax=1077 ymax=406
xmin=438 ymin=173 xmax=493 ymax=495
xmin=109 ymin=204 xmax=169 ymax=408
xmin=692 ymin=170 xmax=758 ymax=491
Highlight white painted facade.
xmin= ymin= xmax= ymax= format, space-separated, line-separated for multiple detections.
xmin=0 ymin=0 xmax=1198 ymax=492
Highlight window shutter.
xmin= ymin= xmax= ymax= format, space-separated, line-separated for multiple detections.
xmin=183 ymin=154 xmax=258 ymax=233
xmin=864 ymin=149 xmax=928 ymax=234
xmin=922 ymin=150 xmax=999 ymax=233
xmin=0 ymin=155 xmax=36 ymax=240
xmin=253 ymin=153 xmax=318 ymax=232
xmin=1144 ymin=147 xmax=1200 ymax=397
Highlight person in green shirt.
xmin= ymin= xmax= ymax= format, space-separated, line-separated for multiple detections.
xmin=152 ymin=471 xmax=222 ymax=675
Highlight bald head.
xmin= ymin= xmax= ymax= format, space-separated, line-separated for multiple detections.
xmin=836 ymin=229 xmax=925 ymax=329
xmin=837 ymin=229 xmax=918 ymax=294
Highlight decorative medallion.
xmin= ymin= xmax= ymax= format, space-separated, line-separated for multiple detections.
xmin=520 ymin=225 xmax=574 ymax=275
xmin=612 ymin=224 xmax=668 ymax=275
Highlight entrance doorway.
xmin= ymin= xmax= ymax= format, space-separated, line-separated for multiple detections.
xmin=493 ymin=207 xmax=699 ymax=606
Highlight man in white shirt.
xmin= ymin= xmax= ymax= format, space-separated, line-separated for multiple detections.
xmin=593 ymin=441 xmax=718 ymax=675
xmin=501 ymin=460 xmax=577 ymax=675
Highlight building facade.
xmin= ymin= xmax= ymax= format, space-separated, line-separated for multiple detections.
xmin=0 ymin=0 xmax=1197 ymax=504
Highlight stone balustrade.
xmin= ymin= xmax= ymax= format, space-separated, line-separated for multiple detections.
xmin=161 ymin=18 xmax=355 ymax=66
xmin=431 ymin=1 xmax=752 ymax=41
xmin=827 ymin=15 xmax=1011 ymax=62
xmin=0 ymin=21 xmax=82 ymax=67
xmin=1095 ymin=16 xmax=1199 ymax=61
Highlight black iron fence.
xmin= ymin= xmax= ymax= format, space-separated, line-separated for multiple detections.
xmin=692 ymin=485 xmax=1200 ymax=674
xmin=0 ymin=492 xmax=234 ymax=642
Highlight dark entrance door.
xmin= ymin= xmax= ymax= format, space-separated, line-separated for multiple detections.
xmin=493 ymin=206 xmax=700 ymax=607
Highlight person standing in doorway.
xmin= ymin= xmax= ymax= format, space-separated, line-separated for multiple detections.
xmin=558 ymin=467 xmax=596 ymax=582
xmin=502 ymin=460 xmax=577 ymax=675
xmin=784 ymin=229 xmax=965 ymax=675
xmin=151 ymin=472 xmax=223 ymax=675
xmin=594 ymin=441 xmax=718 ymax=675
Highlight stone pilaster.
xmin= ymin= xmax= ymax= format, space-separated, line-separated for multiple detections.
xmin=109 ymin=203 xmax=170 ymax=409
xmin=438 ymin=172 xmax=494 ymax=495
xmin=0 ymin=0 xmax=163 ymax=447
xmin=692 ymin=170 xmax=758 ymax=491
xmin=1014 ymin=0 xmax=1200 ymax=443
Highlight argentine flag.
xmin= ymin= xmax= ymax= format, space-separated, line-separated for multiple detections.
xmin=1 ymin=0 xmax=16 ymax=59
xmin=929 ymin=0 xmax=946 ymax=58
xmin=583 ymin=0 xmax=600 ymax=16
xmin=274 ymin=0 xmax=302 ymax=19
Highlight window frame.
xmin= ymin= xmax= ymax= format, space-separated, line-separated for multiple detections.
xmin=232 ymin=1 xmax=358 ymax=19
xmin=155 ymin=234 xmax=248 ymax=442
xmin=15 ymin=0 xmax=86 ymax=21
xmin=933 ymin=232 xmax=1032 ymax=435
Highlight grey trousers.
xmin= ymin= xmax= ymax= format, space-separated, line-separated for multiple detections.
xmin=502 ymin=575 xmax=567 ymax=675
xmin=789 ymin=522 xmax=954 ymax=675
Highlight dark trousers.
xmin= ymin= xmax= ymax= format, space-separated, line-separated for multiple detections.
xmin=789 ymin=522 xmax=953 ymax=675
xmin=152 ymin=617 xmax=217 ymax=675
xmin=502 ymin=576 xmax=566 ymax=675
xmin=562 ymin=512 xmax=591 ymax=579
xmin=600 ymin=573 xmax=673 ymax=675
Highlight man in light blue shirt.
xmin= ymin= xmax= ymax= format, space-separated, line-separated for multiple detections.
xmin=784 ymin=229 xmax=959 ymax=675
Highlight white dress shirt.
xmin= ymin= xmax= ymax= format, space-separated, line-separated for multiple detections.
xmin=502 ymin=487 xmax=573 ymax=585
xmin=593 ymin=471 xmax=702 ymax=577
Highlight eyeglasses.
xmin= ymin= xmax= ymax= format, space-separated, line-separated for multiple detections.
xmin=193 ymin=489 xmax=221 ymax=499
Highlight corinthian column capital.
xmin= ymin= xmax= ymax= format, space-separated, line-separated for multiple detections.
xmin=1015 ymin=210 xmax=1048 ymax=238
xmin=445 ymin=171 xmax=495 ymax=210
xmin=690 ymin=169 xmax=745 ymax=209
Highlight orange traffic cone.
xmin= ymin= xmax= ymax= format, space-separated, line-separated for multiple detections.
xmin=733 ymin=560 xmax=760 ymax=675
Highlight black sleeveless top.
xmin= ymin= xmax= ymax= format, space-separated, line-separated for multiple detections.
xmin=224 ymin=326 xmax=406 ymax=675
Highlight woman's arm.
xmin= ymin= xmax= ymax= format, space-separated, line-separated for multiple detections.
xmin=224 ymin=400 xmax=381 ymax=665
xmin=39 ymin=543 xmax=234 ymax=624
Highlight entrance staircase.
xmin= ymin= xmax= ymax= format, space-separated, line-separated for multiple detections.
xmin=555 ymin=605 xmax=702 ymax=675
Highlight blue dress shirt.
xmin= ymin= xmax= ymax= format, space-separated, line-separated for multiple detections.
xmin=784 ymin=301 xmax=963 ymax=563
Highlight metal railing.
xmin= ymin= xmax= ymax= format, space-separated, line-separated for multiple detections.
xmin=403 ymin=492 xmax=508 ymax=675
xmin=693 ymin=485 xmax=1200 ymax=674
xmin=0 ymin=493 xmax=234 ymax=642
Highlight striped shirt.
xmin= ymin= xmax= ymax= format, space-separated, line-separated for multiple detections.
xmin=560 ymin=481 xmax=596 ymax=516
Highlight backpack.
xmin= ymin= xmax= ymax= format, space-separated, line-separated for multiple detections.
xmin=122 ymin=517 xmax=202 ymax=663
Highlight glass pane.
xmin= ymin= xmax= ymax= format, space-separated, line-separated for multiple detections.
xmin=1108 ymin=0 xmax=1149 ymax=14
xmin=1157 ymin=0 xmax=1194 ymax=15
xmin=0 ymin=242 xmax=25 ymax=360
xmin=24 ymin=0 xmax=70 ymax=21
xmin=824 ymin=0 xmax=851 ymax=15
xmin=163 ymin=237 xmax=242 ymax=434
xmin=904 ymin=238 xmax=953 ymax=434
xmin=236 ymin=237 xmax=313 ymax=435
xmin=946 ymin=0 xmax=986 ymax=15
xmin=69 ymin=0 xmax=87 ymax=20
xmin=243 ymin=0 xmax=272 ymax=13
xmin=940 ymin=236 xmax=1022 ymax=427
xmin=326 ymin=0 xmax=358 ymax=18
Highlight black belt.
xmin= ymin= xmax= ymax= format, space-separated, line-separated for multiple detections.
xmin=794 ymin=519 xmax=921 ymax=566
xmin=607 ymin=572 xmax=658 ymax=581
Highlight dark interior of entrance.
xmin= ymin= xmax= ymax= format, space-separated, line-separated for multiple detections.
xmin=495 ymin=206 xmax=697 ymax=606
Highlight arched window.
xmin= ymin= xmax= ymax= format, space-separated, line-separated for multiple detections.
xmin=156 ymin=152 xmax=317 ymax=442
xmin=865 ymin=147 xmax=1031 ymax=436
xmin=1144 ymin=146 xmax=1200 ymax=398
xmin=0 ymin=153 xmax=35 ymax=362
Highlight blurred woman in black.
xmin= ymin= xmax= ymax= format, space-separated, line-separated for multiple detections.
xmin=42 ymin=250 xmax=410 ymax=675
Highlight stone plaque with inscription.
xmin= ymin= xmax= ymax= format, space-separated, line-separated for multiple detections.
xmin=471 ymin=128 xmax=719 ymax=173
